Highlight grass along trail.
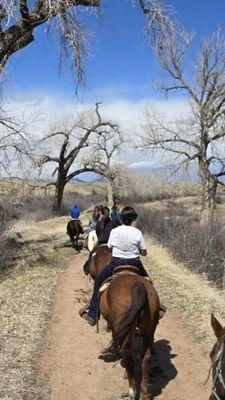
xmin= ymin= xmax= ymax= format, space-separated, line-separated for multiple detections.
xmin=147 ymin=237 xmax=225 ymax=352
xmin=38 ymin=247 xmax=211 ymax=400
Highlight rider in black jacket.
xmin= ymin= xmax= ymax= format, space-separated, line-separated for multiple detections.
xmin=95 ymin=206 xmax=119 ymax=243
xmin=83 ymin=206 xmax=119 ymax=275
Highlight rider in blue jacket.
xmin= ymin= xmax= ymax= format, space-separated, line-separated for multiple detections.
xmin=70 ymin=204 xmax=80 ymax=219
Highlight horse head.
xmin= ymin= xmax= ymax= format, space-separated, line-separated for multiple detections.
xmin=89 ymin=245 xmax=112 ymax=279
xmin=210 ymin=314 xmax=225 ymax=400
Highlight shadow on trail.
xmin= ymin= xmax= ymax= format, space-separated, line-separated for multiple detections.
xmin=99 ymin=336 xmax=177 ymax=400
xmin=149 ymin=339 xmax=177 ymax=399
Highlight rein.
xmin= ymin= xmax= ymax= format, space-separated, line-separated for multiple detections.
xmin=211 ymin=341 xmax=225 ymax=400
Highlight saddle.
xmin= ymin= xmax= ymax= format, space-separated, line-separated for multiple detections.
xmin=99 ymin=265 xmax=141 ymax=294
xmin=113 ymin=265 xmax=140 ymax=275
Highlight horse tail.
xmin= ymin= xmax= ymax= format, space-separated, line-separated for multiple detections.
xmin=110 ymin=281 xmax=147 ymax=356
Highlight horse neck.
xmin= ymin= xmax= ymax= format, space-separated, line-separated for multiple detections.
xmin=212 ymin=339 xmax=225 ymax=400
xmin=90 ymin=249 xmax=111 ymax=279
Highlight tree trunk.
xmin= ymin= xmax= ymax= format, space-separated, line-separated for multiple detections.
xmin=107 ymin=180 xmax=114 ymax=208
xmin=198 ymin=157 xmax=217 ymax=225
xmin=53 ymin=178 xmax=66 ymax=215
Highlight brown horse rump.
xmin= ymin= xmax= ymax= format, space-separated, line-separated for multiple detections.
xmin=99 ymin=266 xmax=143 ymax=294
xmin=67 ymin=219 xmax=84 ymax=236
xmin=99 ymin=274 xmax=160 ymax=398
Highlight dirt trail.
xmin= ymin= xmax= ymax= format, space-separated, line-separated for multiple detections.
xmin=39 ymin=252 xmax=211 ymax=400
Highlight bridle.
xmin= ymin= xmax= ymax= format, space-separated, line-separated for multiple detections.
xmin=211 ymin=341 xmax=225 ymax=400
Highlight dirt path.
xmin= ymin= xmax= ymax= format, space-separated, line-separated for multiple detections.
xmin=39 ymin=252 xmax=211 ymax=400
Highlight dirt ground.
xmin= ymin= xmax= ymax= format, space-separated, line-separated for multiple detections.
xmin=38 ymin=251 xmax=211 ymax=400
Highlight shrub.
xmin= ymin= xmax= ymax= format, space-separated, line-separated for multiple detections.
xmin=136 ymin=205 xmax=225 ymax=288
xmin=120 ymin=177 xmax=200 ymax=204
xmin=15 ymin=195 xmax=54 ymax=221
xmin=0 ymin=200 xmax=20 ymax=275
xmin=62 ymin=189 xmax=105 ymax=215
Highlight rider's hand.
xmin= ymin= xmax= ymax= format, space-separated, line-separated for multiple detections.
xmin=140 ymin=249 xmax=147 ymax=257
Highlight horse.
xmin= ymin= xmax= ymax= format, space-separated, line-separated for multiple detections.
xmin=88 ymin=244 xmax=112 ymax=279
xmin=80 ymin=244 xmax=112 ymax=316
xmin=84 ymin=230 xmax=98 ymax=252
xmin=66 ymin=219 xmax=84 ymax=251
xmin=80 ymin=247 xmax=162 ymax=398
xmin=100 ymin=269 xmax=160 ymax=400
xmin=210 ymin=314 xmax=225 ymax=400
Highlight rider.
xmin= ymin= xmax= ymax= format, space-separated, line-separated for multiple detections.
xmin=83 ymin=206 xmax=119 ymax=274
xmin=95 ymin=206 xmax=119 ymax=243
xmin=70 ymin=204 xmax=80 ymax=219
xmin=67 ymin=204 xmax=84 ymax=247
xmin=110 ymin=201 xmax=120 ymax=224
xmin=81 ymin=206 xmax=149 ymax=326
xmin=88 ymin=206 xmax=101 ymax=232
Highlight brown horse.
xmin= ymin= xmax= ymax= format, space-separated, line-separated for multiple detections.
xmin=80 ymin=247 xmax=162 ymax=398
xmin=80 ymin=245 xmax=112 ymax=316
xmin=100 ymin=272 xmax=160 ymax=399
xmin=210 ymin=314 xmax=225 ymax=400
xmin=66 ymin=219 xmax=84 ymax=250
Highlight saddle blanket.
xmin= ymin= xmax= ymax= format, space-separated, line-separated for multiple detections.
xmin=99 ymin=273 xmax=149 ymax=294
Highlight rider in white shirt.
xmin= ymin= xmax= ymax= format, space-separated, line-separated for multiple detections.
xmin=82 ymin=206 xmax=149 ymax=326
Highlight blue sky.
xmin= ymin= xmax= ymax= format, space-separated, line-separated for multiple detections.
xmin=7 ymin=0 xmax=225 ymax=103
xmin=4 ymin=0 xmax=225 ymax=180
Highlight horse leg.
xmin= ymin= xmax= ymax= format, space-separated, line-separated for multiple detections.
xmin=140 ymin=339 xmax=151 ymax=400
xmin=123 ymin=334 xmax=136 ymax=400
xmin=75 ymin=234 xmax=79 ymax=251
xmin=67 ymin=224 xmax=75 ymax=248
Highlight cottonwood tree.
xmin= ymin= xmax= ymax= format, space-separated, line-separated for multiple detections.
xmin=0 ymin=1 xmax=171 ymax=79
xmin=0 ymin=0 xmax=100 ymax=81
xmin=37 ymin=103 xmax=119 ymax=213
xmin=82 ymin=128 xmax=124 ymax=206
xmin=0 ymin=105 xmax=31 ymax=174
xmin=141 ymin=26 xmax=225 ymax=224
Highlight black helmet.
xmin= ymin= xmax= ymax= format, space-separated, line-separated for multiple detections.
xmin=120 ymin=206 xmax=138 ymax=225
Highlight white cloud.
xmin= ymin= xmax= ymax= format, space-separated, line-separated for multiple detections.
xmin=128 ymin=160 xmax=168 ymax=169
xmin=4 ymin=90 xmax=190 ymax=178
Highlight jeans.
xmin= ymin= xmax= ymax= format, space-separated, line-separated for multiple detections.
xmin=88 ymin=257 xmax=149 ymax=319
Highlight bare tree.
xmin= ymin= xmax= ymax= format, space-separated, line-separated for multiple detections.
xmin=0 ymin=104 xmax=31 ymax=174
xmin=141 ymin=25 xmax=225 ymax=224
xmin=37 ymin=103 xmax=119 ymax=213
xmin=82 ymin=128 xmax=124 ymax=206
xmin=0 ymin=0 xmax=100 ymax=81
xmin=0 ymin=1 xmax=171 ymax=80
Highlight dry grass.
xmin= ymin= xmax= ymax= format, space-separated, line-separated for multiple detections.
xmin=1 ymin=176 xmax=225 ymax=398
xmin=0 ymin=216 xmax=77 ymax=400
xmin=146 ymin=236 xmax=225 ymax=353
xmin=0 ymin=179 xmax=104 ymax=399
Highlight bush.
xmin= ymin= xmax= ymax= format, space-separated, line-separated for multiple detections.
xmin=136 ymin=205 xmax=225 ymax=288
xmin=0 ymin=200 xmax=20 ymax=275
xmin=120 ymin=175 xmax=200 ymax=204
xmin=62 ymin=189 xmax=105 ymax=215
xmin=15 ymin=195 xmax=54 ymax=221
xmin=0 ymin=184 xmax=106 ymax=223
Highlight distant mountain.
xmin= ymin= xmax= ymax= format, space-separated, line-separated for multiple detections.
xmin=1 ymin=176 xmax=23 ymax=181
xmin=70 ymin=177 xmax=86 ymax=183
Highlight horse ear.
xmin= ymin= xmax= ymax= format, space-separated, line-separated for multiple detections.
xmin=211 ymin=313 xmax=223 ymax=339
